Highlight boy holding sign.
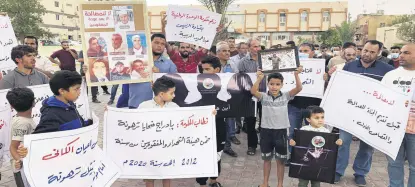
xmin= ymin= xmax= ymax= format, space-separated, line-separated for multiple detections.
xmin=251 ymin=68 xmax=303 ymax=187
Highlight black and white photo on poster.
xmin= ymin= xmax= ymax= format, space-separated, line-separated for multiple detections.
xmin=153 ymin=73 xmax=257 ymax=118
xmin=258 ymin=47 xmax=300 ymax=73
xmin=289 ymin=129 xmax=339 ymax=184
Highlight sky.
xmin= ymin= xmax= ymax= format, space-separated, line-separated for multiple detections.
xmin=146 ymin=0 xmax=415 ymax=21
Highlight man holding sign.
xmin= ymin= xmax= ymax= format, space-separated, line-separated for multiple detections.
xmin=382 ymin=43 xmax=415 ymax=187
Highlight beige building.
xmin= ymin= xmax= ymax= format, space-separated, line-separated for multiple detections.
xmin=376 ymin=25 xmax=406 ymax=49
xmin=40 ymin=0 xmax=82 ymax=42
xmin=354 ymin=12 xmax=399 ymax=46
xmin=148 ymin=2 xmax=348 ymax=47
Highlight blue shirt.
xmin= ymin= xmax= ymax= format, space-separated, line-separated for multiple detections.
xmin=127 ymin=56 xmax=178 ymax=108
xmin=343 ymin=59 xmax=394 ymax=81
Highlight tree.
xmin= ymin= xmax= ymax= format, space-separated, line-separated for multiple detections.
xmin=296 ymin=36 xmax=311 ymax=44
xmin=197 ymin=0 xmax=236 ymax=43
xmin=394 ymin=14 xmax=415 ymax=42
xmin=335 ymin=21 xmax=357 ymax=44
xmin=0 ymin=0 xmax=52 ymax=42
xmin=317 ymin=28 xmax=342 ymax=47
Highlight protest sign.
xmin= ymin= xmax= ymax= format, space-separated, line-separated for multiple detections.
xmin=279 ymin=59 xmax=326 ymax=98
xmin=103 ymin=106 xmax=217 ymax=179
xmin=0 ymin=81 xmax=90 ymax=125
xmin=0 ymin=108 xmax=11 ymax=168
xmin=80 ymin=1 xmax=153 ymax=86
xmin=166 ymin=5 xmax=221 ymax=49
xmin=258 ymin=47 xmax=300 ymax=73
xmin=320 ymin=70 xmax=413 ymax=160
xmin=23 ymin=114 xmax=121 ymax=187
xmin=289 ymin=129 xmax=339 ymax=184
xmin=154 ymin=73 xmax=257 ymax=118
xmin=0 ymin=16 xmax=18 ymax=80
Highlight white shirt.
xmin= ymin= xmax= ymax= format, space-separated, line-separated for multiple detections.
xmin=300 ymin=125 xmax=330 ymax=133
xmin=36 ymin=55 xmax=58 ymax=73
xmin=134 ymin=47 xmax=143 ymax=54
xmin=138 ymin=99 xmax=179 ymax=109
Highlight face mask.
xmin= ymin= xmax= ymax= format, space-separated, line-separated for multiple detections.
xmin=299 ymin=53 xmax=309 ymax=59
xmin=333 ymin=51 xmax=340 ymax=56
xmin=315 ymin=50 xmax=321 ymax=55
xmin=391 ymin=53 xmax=399 ymax=59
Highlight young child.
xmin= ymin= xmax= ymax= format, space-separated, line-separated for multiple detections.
xmin=251 ymin=68 xmax=303 ymax=187
xmin=6 ymin=87 xmax=36 ymax=187
xmin=289 ymin=106 xmax=343 ymax=187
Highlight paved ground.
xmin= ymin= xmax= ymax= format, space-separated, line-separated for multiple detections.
xmin=0 ymin=91 xmax=410 ymax=187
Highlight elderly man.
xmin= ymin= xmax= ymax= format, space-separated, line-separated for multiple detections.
xmin=229 ymin=42 xmax=248 ymax=73
xmin=128 ymin=35 xmax=146 ymax=55
xmin=328 ymin=47 xmax=358 ymax=76
xmin=327 ymin=42 xmax=357 ymax=69
xmin=110 ymin=33 xmax=127 ymax=53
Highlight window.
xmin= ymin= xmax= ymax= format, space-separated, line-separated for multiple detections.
xmin=54 ymin=1 xmax=59 ymax=7
xmin=280 ymin=12 xmax=286 ymax=26
xmin=55 ymin=14 xmax=59 ymax=20
xmin=275 ymin=33 xmax=289 ymax=40
xmin=323 ymin=11 xmax=330 ymax=22
xmin=66 ymin=3 xmax=72 ymax=7
xmin=77 ymin=6 xmax=79 ymax=11
xmin=259 ymin=11 xmax=266 ymax=23
xmin=380 ymin=23 xmax=386 ymax=27
xmin=301 ymin=10 xmax=308 ymax=22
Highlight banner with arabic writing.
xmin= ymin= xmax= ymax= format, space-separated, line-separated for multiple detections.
xmin=103 ymin=105 xmax=217 ymax=179
xmin=23 ymin=114 xmax=121 ymax=187
xmin=289 ymin=130 xmax=339 ymax=184
xmin=0 ymin=16 xmax=18 ymax=80
xmin=321 ymin=70 xmax=413 ymax=160
xmin=0 ymin=108 xmax=11 ymax=168
xmin=166 ymin=5 xmax=221 ymax=49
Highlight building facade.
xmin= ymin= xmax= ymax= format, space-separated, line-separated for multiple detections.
xmin=40 ymin=0 xmax=82 ymax=42
xmin=354 ymin=12 xmax=398 ymax=46
xmin=148 ymin=2 xmax=348 ymax=47
xmin=376 ymin=25 xmax=406 ymax=49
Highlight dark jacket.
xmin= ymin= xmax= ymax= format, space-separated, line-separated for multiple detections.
xmin=34 ymin=96 xmax=92 ymax=134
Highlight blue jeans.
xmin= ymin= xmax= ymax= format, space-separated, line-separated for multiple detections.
xmin=224 ymin=118 xmax=236 ymax=150
xmin=288 ymin=105 xmax=304 ymax=140
xmin=110 ymin=84 xmax=119 ymax=101
xmin=387 ymin=133 xmax=415 ymax=187
xmin=336 ymin=129 xmax=374 ymax=177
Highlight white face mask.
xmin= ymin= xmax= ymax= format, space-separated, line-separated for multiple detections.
xmin=333 ymin=51 xmax=340 ymax=56
xmin=315 ymin=50 xmax=321 ymax=55
xmin=299 ymin=53 xmax=309 ymax=59
xmin=391 ymin=53 xmax=399 ymax=59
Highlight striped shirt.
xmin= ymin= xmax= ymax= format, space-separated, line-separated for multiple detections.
xmin=238 ymin=54 xmax=259 ymax=73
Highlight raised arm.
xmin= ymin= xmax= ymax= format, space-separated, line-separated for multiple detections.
xmin=251 ymin=70 xmax=265 ymax=99
xmin=289 ymin=66 xmax=303 ymax=97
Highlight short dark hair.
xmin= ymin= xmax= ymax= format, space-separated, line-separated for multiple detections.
xmin=24 ymin=36 xmax=38 ymax=47
xmin=314 ymin=44 xmax=320 ymax=48
xmin=209 ymin=46 xmax=217 ymax=55
xmin=261 ymin=45 xmax=266 ymax=50
xmin=49 ymin=70 xmax=83 ymax=96
xmin=6 ymin=88 xmax=35 ymax=112
xmin=343 ymin=42 xmax=357 ymax=49
xmin=201 ymin=56 xmax=221 ymax=71
xmin=300 ymin=43 xmax=315 ymax=51
xmin=381 ymin=50 xmax=389 ymax=57
xmin=115 ymin=61 xmax=124 ymax=66
xmin=365 ymin=40 xmax=383 ymax=51
xmin=357 ymin=47 xmax=362 ymax=51
xmin=286 ymin=41 xmax=296 ymax=46
xmin=151 ymin=33 xmax=166 ymax=41
xmin=61 ymin=40 xmax=69 ymax=44
xmin=152 ymin=78 xmax=175 ymax=96
xmin=267 ymin=72 xmax=284 ymax=82
xmin=11 ymin=45 xmax=36 ymax=64
xmin=391 ymin=46 xmax=401 ymax=50
xmin=304 ymin=105 xmax=325 ymax=118
xmin=228 ymin=37 xmax=235 ymax=40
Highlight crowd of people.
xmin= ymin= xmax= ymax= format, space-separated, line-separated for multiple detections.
xmin=0 ymin=19 xmax=414 ymax=187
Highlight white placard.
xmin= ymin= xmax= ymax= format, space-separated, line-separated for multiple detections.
xmin=83 ymin=10 xmax=115 ymax=29
xmin=0 ymin=16 xmax=18 ymax=77
xmin=166 ymin=5 xmax=221 ymax=49
xmin=23 ymin=114 xmax=120 ymax=187
xmin=103 ymin=106 xmax=217 ymax=179
xmin=320 ymin=70 xmax=413 ymax=160
xmin=280 ymin=59 xmax=325 ymax=98
xmin=0 ymin=108 xmax=12 ymax=167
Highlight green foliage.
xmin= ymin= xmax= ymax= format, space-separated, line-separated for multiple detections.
xmin=396 ymin=22 xmax=415 ymax=42
xmin=317 ymin=28 xmax=342 ymax=47
xmin=297 ymin=36 xmax=311 ymax=44
xmin=335 ymin=21 xmax=357 ymax=44
xmin=391 ymin=15 xmax=414 ymax=25
xmin=0 ymin=0 xmax=52 ymax=41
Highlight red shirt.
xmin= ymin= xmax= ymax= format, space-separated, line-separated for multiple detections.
xmin=50 ymin=49 xmax=77 ymax=71
xmin=169 ymin=50 xmax=206 ymax=73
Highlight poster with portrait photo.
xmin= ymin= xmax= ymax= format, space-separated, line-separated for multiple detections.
xmin=85 ymin=32 xmax=109 ymax=58
xmin=126 ymin=31 xmax=148 ymax=57
xmin=108 ymin=32 xmax=128 ymax=56
xmin=289 ymin=129 xmax=339 ymax=184
xmin=258 ymin=47 xmax=300 ymax=73
xmin=129 ymin=58 xmax=151 ymax=80
xmin=88 ymin=57 xmax=110 ymax=83
xmin=109 ymin=56 xmax=131 ymax=81
xmin=153 ymin=73 xmax=257 ymax=118
xmin=113 ymin=6 xmax=135 ymax=32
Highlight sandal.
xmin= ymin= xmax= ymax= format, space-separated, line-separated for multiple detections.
xmin=247 ymin=147 xmax=256 ymax=156
xmin=210 ymin=182 xmax=223 ymax=187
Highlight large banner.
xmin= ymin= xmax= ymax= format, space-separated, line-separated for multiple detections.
xmin=0 ymin=108 xmax=11 ymax=168
xmin=320 ymin=70 xmax=413 ymax=160
xmin=166 ymin=5 xmax=221 ymax=49
xmin=289 ymin=130 xmax=339 ymax=184
xmin=103 ymin=106 xmax=217 ymax=179
xmin=154 ymin=73 xmax=257 ymax=117
xmin=278 ymin=59 xmax=325 ymax=98
xmin=0 ymin=16 xmax=18 ymax=80
xmin=81 ymin=1 xmax=153 ymax=86
xmin=23 ymin=114 xmax=120 ymax=187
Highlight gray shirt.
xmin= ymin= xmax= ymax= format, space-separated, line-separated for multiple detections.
xmin=238 ymin=54 xmax=258 ymax=73
xmin=0 ymin=68 xmax=49 ymax=89
xmin=259 ymin=91 xmax=294 ymax=129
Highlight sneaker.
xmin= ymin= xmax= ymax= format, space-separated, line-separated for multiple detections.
xmin=107 ymin=100 xmax=114 ymax=105
xmin=224 ymin=148 xmax=238 ymax=157
xmin=231 ymin=137 xmax=241 ymax=145
xmin=354 ymin=175 xmax=366 ymax=186
xmin=209 ymin=182 xmax=223 ymax=187
xmin=92 ymin=99 xmax=101 ymax=103
xmin=103 ymin=91 xmax=110 ymax=95
xmin=334 ymin=173 xmax=341 ymax=184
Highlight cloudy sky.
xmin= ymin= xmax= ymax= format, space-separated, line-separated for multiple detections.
xmin=146 ymin=0 xmax=415 ymax=21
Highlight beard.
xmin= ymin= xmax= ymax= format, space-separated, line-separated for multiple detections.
xmin=180 ymin=52 xmax=189 ymax=58
xmin=153 ymin=51 xmax=163 ymax=56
